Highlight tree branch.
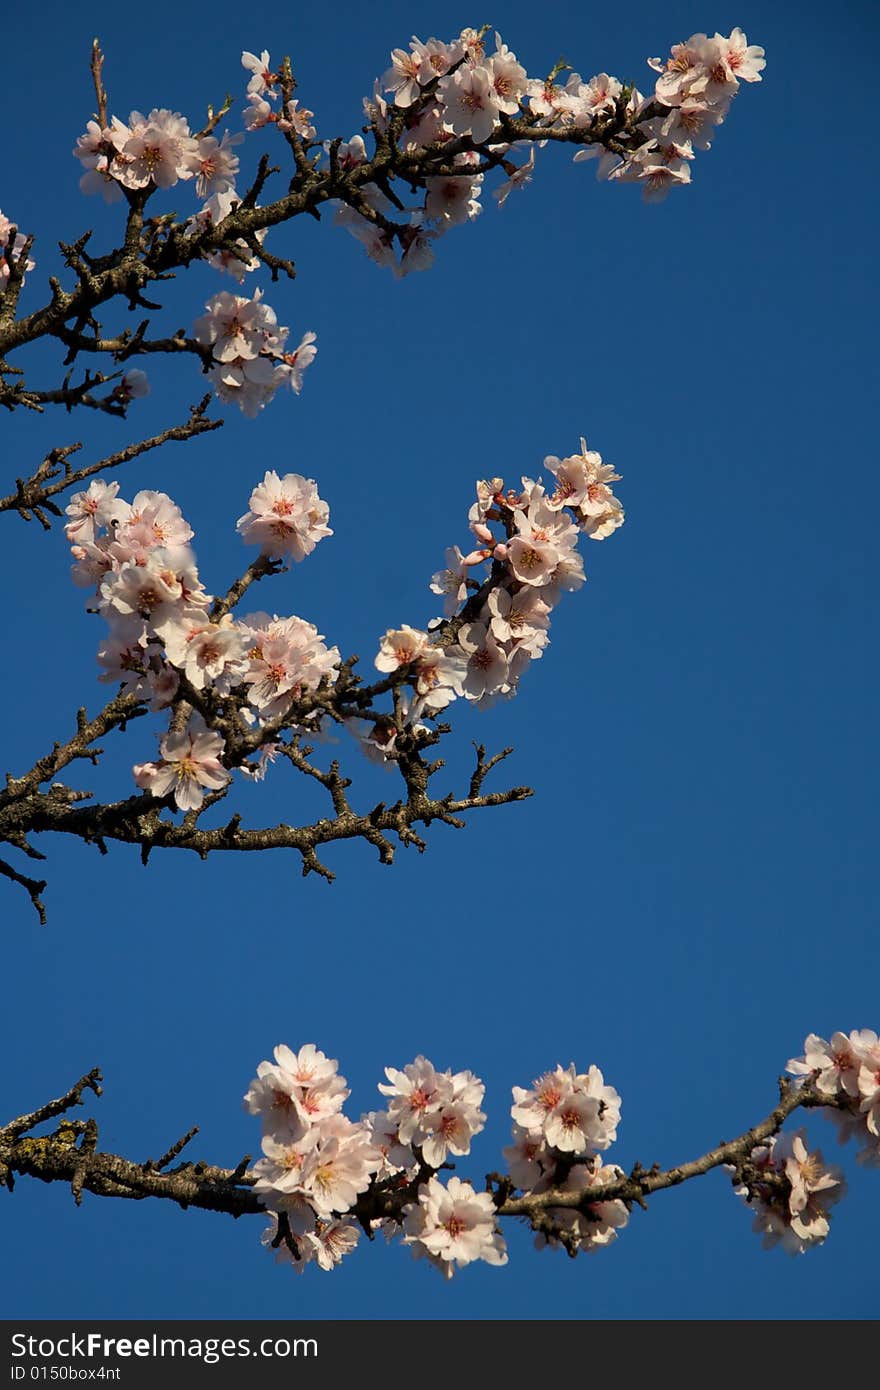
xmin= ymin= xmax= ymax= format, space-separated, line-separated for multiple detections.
xmin=0 ymin=1072 xmax=844 ymax=1240
xmin=1 ymin=397 xmax=222 ymax=526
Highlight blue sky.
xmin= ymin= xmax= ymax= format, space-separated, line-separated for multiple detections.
xmin=2 ymin=0 xmax=878 ymax=1320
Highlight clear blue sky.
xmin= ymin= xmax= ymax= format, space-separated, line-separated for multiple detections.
xmin=2 ymin=0 xmax=877 ymax=1320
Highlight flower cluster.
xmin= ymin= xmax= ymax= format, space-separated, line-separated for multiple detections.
xmin=402 ymin=1177 xmax=507 ymax=1278
xmin=63 ymin=28 xmax=762 ymax=414
xmin=732 ymin=1130 xmax=845 ymax=1256
xmin=246 ymin=1045 xmax=378 ymax=1273
xmin=236 ymin=470 xmax=331 ymax=559
xmin=0 ymin=208 xmax=35 ymax=289
xmin=194 ymin=291 xmax=317 ymax=417
xmin=245 ymin=1046 xmax=504 ymax=1278
xmin=70 ymin=96 xmax=321 ymax=416
xmin=506 ymin=1064 xmax=628 ymax=1255
xmin=787 ymin=1030 xmax=880 ymax=1165
xmin=573 ymin=28 xmax=765 ymax=200
xmin=241 ymin=49 xmax=316 ymax=142
xmin=378 ymin=1056 xmax=486 ymax=1169
xmin=355 ymin=438 xmax=622 ymax=764
xmin=63 ymin=473 xmax=337 ymax=808
xmin=326 ymin=24 xmax=764 ymax=275
xmin=726 ymin=1030 xmax=880 ymax=1255
xmin=240 ymin=1036 xmax=880 ymax=1280
xmin=73 ymin=107 xmax=237 ymax=205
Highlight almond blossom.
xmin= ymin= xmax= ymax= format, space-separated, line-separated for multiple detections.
xmin=117 ymin=109 xmax=197 ymax=190
xmin=0 ymin=209 xmax=35 ymax=288
xmin=437 ymin=64 xmax=500 ymax=144
xmin=412 ymin=36 xmax=464 ymax=83
xmin=786 ymin=1030 xmax=880 ymax=1159
xmin=236 ymin=471 xmax=332 ymax=560
xmin=194 ymin=288 xmax=284 ymax=363
xmin=382 ymin=47 xmax=424 ymax=109
xmin=356 ymin=438 xmax=622 ymax=743
xmin=298 ymin=1116 xmax=380 ymax=1219
xmin=301 ymin=1219 xmax=361 ymax=1272
xmin=378 ymin=1056 xmax=452 ymax=1146
xmin=486 ymin=586 xmax=550 ymax=651
xmin=99 ymin=548 xmax=190 ymax=620
xmin=787 ymin=1031 xmax=868 ymax=1099
xmin=152 ymin=611 xmax=247 ymax=694
xmin=243 ymin=95 xmax=277 ymax=132
xmin=511 ymin=1063 xmax=620 ymax=1154
xmin=429 ymin=546 xmax=472 ymax=615
xmin=186 ymin=131 xmax=242 ymax=200
xmin=241 ymin=49 xmax=279 ymax=98
xmin=273 ymin=331 xmax=318 ymax=395
xmin=240 ymin=612 xmax=339 ymax=719
xmin=533 ymin=1161 xmax=630 ymax=1254
xmin=64 ymin=480 xmax=128 ymax=544
xmin=503 ymin=1126 xmax=548 ymax=1191
xmin=374 ymin=625 xmax=430 ymax=673
xmin=403 ymin=1176 xmax=508 ymax=1276
xmin=577 ymin=72 xmax=623 ymax=120
xmin=208 ymin=354 xmax=280 ymax=417
xmin=236 ymin=1030 xmax=877 ymax=1282
xmin=486 ymin=37 xmax=528 ymax=113
xmin=457 ymin=621 xmax=509 ymax=699
xmin=115 ymin=368 xmax=150 ymax=403
xmin=494 ymin=147 xmax=536 ymax=205
xmin=245 ymin=1044 xmax=349 ymax=1139
xmin=734 ymin=1130 xmax=845 ymax=1255
xmin=410 ymin=645 xmax=468 ymax=714
xmin=117 ymin=489 xmax=194 ymax=552
xmin=424 ymin=172 xmax=483 ymax=226
xmin=132 ymin=727 xmax=230 ymax=811
xmin=278 ymin=100 xmax=316 ymax=140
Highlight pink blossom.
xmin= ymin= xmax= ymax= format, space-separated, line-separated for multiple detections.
xmin=278 ymin=100 xmax=316 ymax=140
xmin=273 ymin=331 xmax=318 ymax=394
xmin=118 ymin=490 xmax=193 ymax=551
xmin=118 ymin=109 xmax=197 ymax=190
xmin=438 ymin=65 xmax=501 ymax=144
xmin=736 ymin=1130 xmax=845 ymax=1255
xmin=133 ymin=727 xmax=230 ymax=811
xmin=577 ymin=73 xmax=623 ymax=120
xmin=186 ymin=131 xmax=242 ymax=200
xmin=457 ymin=622 xmax=510 ymax=699
xmin=241 ymin=613 xmax=339 ymax=718
xmin=485 ymin=36 xmax=527 ymax=115
xmin=534 ymin=1161 xmax=630 ymax=1253
xmin=382 ymin=47 xmax=424 ymax=108
xmin=301 ymin=1219 xmax=360 ymax=1271
xmin=154 ymin=610 xmax=247 ymax=693
xmin=241 ymin=49 xmax=279 ymax=98
xmin=245 ymin=1044 xmax=348 ymax=1139
xmin=64 ymin=480 xmax=128 ymax=544
xmin=412 ymin=36 xmax=464 ymax=84
xmin=208 ymin=355 xmax=279 ymax=417
xmin=116 ymin=369 xmax=150 ymax=403
xmin=0 ymin=209 xmax=35 ymax=287
xmin=194 ymin=288 xmax=285 ymax=363
xmin=375 ymin=625 xmax=429 ymax=673
xmin=494 ymin=147 xmax=536 ymax=206
xmin=429 ymin=546 xmax=472 ymax=616
xmin=404 ymin=1176 xmax=507 ymax=1276
xmin=237 ymin=471 xmax=332 ymax=560
xmin=244 ymin=95 xmax=276 ymax=132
